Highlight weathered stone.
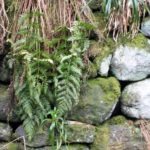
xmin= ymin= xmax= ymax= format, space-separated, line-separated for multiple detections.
xmin=0 ymin=59 xmax=11 ymax=83
xmin=0 ymin=84 xmax=19 ymax=122
xmin=91 ymin=124 xmax=146 ymax=150
xmin=26 ymin=144 xmax=89 ymax=150
xmin=121 ymin=79 xmax=150 ymax=119
xmin=68 ymin=77 xmax=120 ymax=125
xmin=99 ymin=54 xmax=112 ymax=76
xmin=111 ymin=36 xmax=150 ymax=81
xmin=14 ymin=121 xmax=95 ymax=147
xmin=86 ymin=0 xmax=102 ymax=10
xmin=141 ymin=17 xmax=150 ymax=37
xmin=0 ymin=123 xmax=12 ymax=141
xmin=66 ymin=121 xmax=95 ymax=144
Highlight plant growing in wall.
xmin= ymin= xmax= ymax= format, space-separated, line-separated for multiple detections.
xmin=6 ymin=0 xmax=94 ymax=145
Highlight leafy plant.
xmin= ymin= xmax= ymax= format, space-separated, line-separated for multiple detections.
xmin=12 ymin=12 xmax=53 ymax=140
xmin=54 ymin=22 xmax=90 ymax=116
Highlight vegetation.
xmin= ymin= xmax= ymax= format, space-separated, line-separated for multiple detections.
xmin=0 ymin=0 xmax=150 ymax=149
xmin=102 ymin=0 xmax=150 ymax=40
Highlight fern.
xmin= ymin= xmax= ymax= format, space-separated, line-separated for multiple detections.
xmin=12 ymin=12 xmax=53 ymax=140
xmin=55 ymin=22 xmax=90 ymax=116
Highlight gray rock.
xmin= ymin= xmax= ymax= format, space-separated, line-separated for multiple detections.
xmin=111 ymin=45 xmax=150 ymax=81
xmin=0 ymin=59 xmax=11 ymax=83
xmin=26 ymin=145 xmax=89 ymax=150
xmin=91 ymin=124 xmax=146 ymax=150
xmin=66 ymin=121 xmax=95 ymax=144
xmin=141 ymin=17 xmax=150 ymax=37
xmin=68 ymin=77 xmax=120 ymax=125
xmin=99 ymin=54 xmax=112 ymax=76
xmin=0 ymin=84 xmax=19 ymax=122
xmin=14 ymin=121 xmax=95 ymax=147
xmin=121 ymin=79 xmax=150 ymax=119
xmin=0 ymin=123 xmax=12 ymax=141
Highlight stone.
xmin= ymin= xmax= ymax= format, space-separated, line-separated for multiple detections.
xmin=14 ymin=121 xmax=95 ymax=147
xmin=141 ymin=17 xmax=150 ymax=37
xmin=0 ymin=84 xmax=19 ymax=122
xmin=68 ymin=77 xmax=120 ymax=125
xmin=0 ymin=59 xmax=11 ymax=83
xmin=111 ymin=42 xmax=150 ymax=81
xmin=0 ymin=122 xmax=12 ymax=141
xmin=66 ymin=121 xmax=95 ymax=144
xmin=86 ymin=0 xmax=102 ymax=10
xmin=99 ymin=54 xmax=112 ymax=76
xmin=26 ymin=145 xmax=89 ymax=150
xmin=91 ymin=124 xmax=146 ymax=150
xmin=121 ymin=79 xmax=150 ymax=119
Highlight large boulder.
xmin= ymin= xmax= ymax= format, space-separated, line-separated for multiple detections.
xmin=111 ymin=34 xmax=150 ymax=81
xmin=0 ymin=122 xmax=12 ymax=141
xmin=68 ymin=77 xmax=121 ymax=125
xmin=121 ymin=79 xmax=150 ymax=119
xmin=91 ymin=123 xmax=146 ymax=150
xmin=0 ymin=84 xmax=18 ymax=122
xmin=14 ymin=121 xmax=95 ymax=147
xmin=141 ymin=17 xmax=150 ymax=37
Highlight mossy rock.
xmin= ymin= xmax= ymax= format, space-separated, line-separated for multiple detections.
xmin=91 ymin=123 xmax=146 ymax=150
xmin=0 ymin=143 xmax=23 ymax=150
xmin=0 ymin=84 xmax=19 ymax=122
xmin=86 ymin=39 xmax=115 ymax=78
xmin=86 ymin=0 xmax=102 ymax=10
xmin=111 ymin=34 xmax=150 ymax=81
xmin=26 ymin=144 xmax=89 ymax=150
xmin=106 ymin=116 xmax=127 ymax=125
xmin=14 ymin=121 xmax=95 ymax=148
xmin=68 ymin=77 xmax=121 ymax=125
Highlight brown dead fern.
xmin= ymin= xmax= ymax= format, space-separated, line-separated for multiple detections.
xmin=0 ymin=0 xmax=9 ymax=52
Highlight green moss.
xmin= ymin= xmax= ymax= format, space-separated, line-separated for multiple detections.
xmin=87 ymin=0 xmax=102 ymax=10
xmin=92 ymin=38 xmax=116 ymax=70
xmin=97 ymin=77 xmax=121 ymax=104
xmin=94 ymin=12 xmax=107 ymax=32
xmin=91 ymin=124 xmax=109 ymax=150
xmin=107 ymin=116 xmax=127 ymax=125
xmin=118 ymin=33 xmax=150 ymax=50
xmin=85 ymin=61 xmax=97 ymax=78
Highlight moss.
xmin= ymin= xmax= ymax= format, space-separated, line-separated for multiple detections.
xmin=87 ymin=0 xmax=102 ymax=10
xmin=91 ymin=124 xmax=109 ymax=150
xmin=107 ymin=116 xmax=127 ymax=125
xmin=92 ymin=38 xmax=116 ymax=70
xmin=118 ymin=33 xmax=150 ymax=50
xmin=94 ymin=12 xmax=107 ymax=32
xmin=85 ymin=61 xmax=97 ymax=78
xmin=96 ymin=77 xmax=121 ymax=104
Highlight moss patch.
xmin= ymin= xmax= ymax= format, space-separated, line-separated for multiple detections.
xmin=118 ymin=33 xmax=150 ymax=50
xmin=91 ymin=124 xmax=109 ymax=150
xmin=96 ymin=77 xmax=121 ymax=104
xmin=107 ymin=116 xmax=127 ymax=125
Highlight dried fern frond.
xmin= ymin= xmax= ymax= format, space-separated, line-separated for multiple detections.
xmin=11 ymin=0 xmax=98 ymax=48
xmin=0 ymin=0 xmax=9 ymax=51
xmin=103 ymin=0 xmax=150 ymax=40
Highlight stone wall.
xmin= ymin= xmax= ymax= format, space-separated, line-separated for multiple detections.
xmin=1 ymin=2 xmax=150 ymax=150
